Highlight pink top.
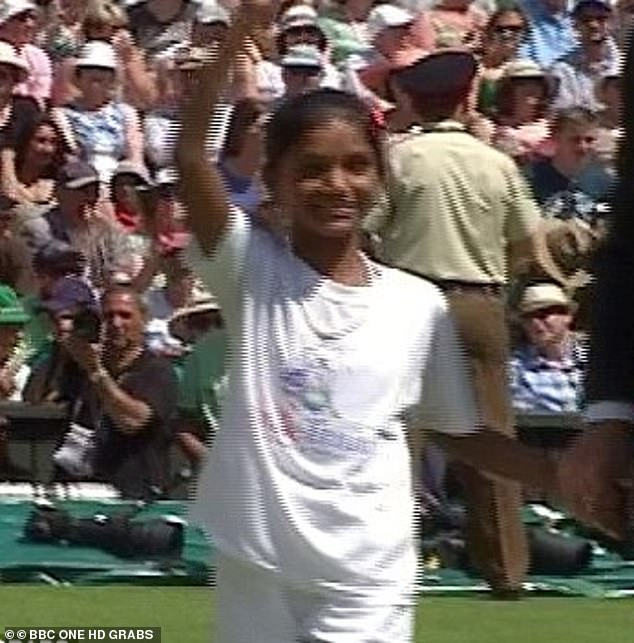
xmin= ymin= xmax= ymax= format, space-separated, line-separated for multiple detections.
xmin=14 ymin=44 xmax=52 ymax=106
xmin=492 ymin=119 xmax=552 ymax=162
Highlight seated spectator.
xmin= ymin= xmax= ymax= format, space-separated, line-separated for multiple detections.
xmin=0 ymin=196 xmax=36 ymax=295
xmin=0 ymin=284 xmax=31 ymax=479
xmin=0 ymin=284 xmax=31 ymax=400
xmin=144 ymin=252 xmax=193 ymax=358
xmin=524 ymin=107 xmax=611 ymax=225
xmin=127 ymin=0 xmax=195 ymax=63
xmin=218 ymin=98 xmax=266 ymax=217
xmin=317 ymin=0 xmax=375 ymax=66
xmin=18 ymin=160 xmax=134 ymax=288
xmin=170 ymin=290 xmax=227 ymax=467
xmin=277 ymin=4 xmax=341 ymax=89
xmin=23 ymin=274 xmax=96 ymax=404
xmin=0 ymin=40 xmax=40 ymax=149
xmin=593 ymin=67 xmax=622 ymax=175
xmin=1 ymin=114 xmax=67 ymax=206
xmin=60 ymin=285 xmax=178 ymax=498
xmin=22 ymin=243 xmax=84 ymax=352
xmin=478 ymin=6 xmax=528 ymax=115
xmin=424 ymin=0 xmax=488 ymax=50
xmin=518 ymin=0 xmax=576 ymax=69
xmin=279 ymin=44 xmax=325 ymax=99
xmin=51 ymin=0 xmax=158 ymax=110
xmin=550 ymin=0 xmax=619 ymax=112
xmin=191 ymin=0 xmax=230 ymax=48
xmin=510 ymin=282 xmax=585 ymax=413
xmin=491 ymin=60 xmax=553 ymax=162
xmin=358 ymin=4 xmax=424 ymax=96
xmin=51 ymin=41 xmax=144 ymax=185
xmin=0 ymin=0 xmax=52 ymax=107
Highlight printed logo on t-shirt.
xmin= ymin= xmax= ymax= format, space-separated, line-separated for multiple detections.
xmin=276 ymin=347 xmax=378 ymax=460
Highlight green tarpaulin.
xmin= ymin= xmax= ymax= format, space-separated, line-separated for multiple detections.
xmin=2 ymin=500 xmax=634 ymax=597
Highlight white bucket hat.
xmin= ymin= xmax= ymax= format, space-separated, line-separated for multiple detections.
xmin=0 ymin=0 xmax=36 ymax=26
xmin=75 ymin=41 xmax=119 ymax=71
xmin=0 ymin=41 xmax=29 ymax=81
xmin=366 ymin=4 xmax=415 ymax=41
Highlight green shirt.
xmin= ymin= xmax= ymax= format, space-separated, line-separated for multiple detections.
xmin=177 ymin=329 xmax=228 ymax=433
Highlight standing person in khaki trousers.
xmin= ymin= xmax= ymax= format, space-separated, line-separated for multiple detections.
xmin=366 ymin=49 xmax=560 ymax=598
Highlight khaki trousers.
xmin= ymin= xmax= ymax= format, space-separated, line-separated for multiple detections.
xmin=444 ymin=289 xmax=529 ymax=591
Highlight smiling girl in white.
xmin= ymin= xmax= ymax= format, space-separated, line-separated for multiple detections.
xmin=176 ymin=3 xmax=567 ymax=641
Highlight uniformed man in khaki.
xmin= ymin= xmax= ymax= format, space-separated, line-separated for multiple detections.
xmin=366 ymin=50 xmax=552 ymax=598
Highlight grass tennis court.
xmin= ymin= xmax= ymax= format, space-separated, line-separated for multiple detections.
xmin=1 ymin=587 xmax=633 ymax=643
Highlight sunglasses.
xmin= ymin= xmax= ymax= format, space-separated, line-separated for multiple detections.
xmin=493 ymin=25 xmax=524 ymax=35
xmin=12 ymin=11 xmax=37 ymax=22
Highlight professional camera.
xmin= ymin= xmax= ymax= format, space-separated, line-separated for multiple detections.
xmin=23 ymin=502 xmax=184 ymax=560
xmin=73 ymin=305 xmax=102 ymax=343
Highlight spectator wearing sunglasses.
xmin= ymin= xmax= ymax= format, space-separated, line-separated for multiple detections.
xmin=279 ymin=44 xmax=325 ymax=100
xmin=510 ymin=282 xmax=585 ymax=414
xmin=478 ymin=6 xmax=528 ymax=115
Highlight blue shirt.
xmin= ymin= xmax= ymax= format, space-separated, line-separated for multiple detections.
xmin=510 ymin=339 xmax=586 ymax=413
xmin=550 ymin=39 xmax=621 ymax=111
xmin=523 ymin=158 xmax=612 ymax=225
xmin=519 ymin=0 xmax=577 ymax=69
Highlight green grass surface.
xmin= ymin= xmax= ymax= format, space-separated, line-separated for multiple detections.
xmin=0 ymin=587 xmax=633 ymax=642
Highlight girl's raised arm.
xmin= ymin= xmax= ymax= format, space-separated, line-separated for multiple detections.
xmin=176 ymin=1 xmax=276 ymax=256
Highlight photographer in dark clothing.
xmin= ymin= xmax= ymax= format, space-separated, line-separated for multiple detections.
xmin=32 ymin=282 xmax=178 ymax=499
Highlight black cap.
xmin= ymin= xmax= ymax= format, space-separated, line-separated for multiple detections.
xmin=571 ymin=0 xmax=611 ymax=14
xmin=393 ymin=50 xmax=478 ymax=100
xmin=57 ymin=160 xmax=99 ymax=190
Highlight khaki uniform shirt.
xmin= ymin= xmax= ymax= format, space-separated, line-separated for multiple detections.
xmin=366 ymin=121 xmax=542 ymax=285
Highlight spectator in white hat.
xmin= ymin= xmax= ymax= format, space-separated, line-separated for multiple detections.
xmin=50 ymin=0 xmax=158 ymax=110
xmin=0 ymin=0 xmax=52 ymax=107
xmin=0 ymin=38 xmax=38 ymax=144
xmin=50 ymin=40 xmax=144 ymax=185
xmin=280 ymin=43 xmax=324 ymax=98
xmin=510 ymin=282 xmax=585 ymax=414
xmin=277 ymin=4 xmax=341 ymax=88
xmin=191 ymin=0 xmax=231 ymax=48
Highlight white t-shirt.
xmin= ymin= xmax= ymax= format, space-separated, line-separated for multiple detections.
xmin=185 ymin=207 xmax=480 ymax=596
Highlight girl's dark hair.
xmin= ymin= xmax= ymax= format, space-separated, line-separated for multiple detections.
xmin=222 ymin=98 xmax=267 ymax=159
xmin=264 ymin=89 xmax=385 ymax=182
xmin=15 ymin=115 xmax=67 ymax=180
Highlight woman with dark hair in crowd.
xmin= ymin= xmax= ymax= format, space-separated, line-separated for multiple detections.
xmin=478 ymin=6 xmax=528 ymax=114
xmin=1 ymin=114 xmax=67 ymax=205
xmin=218 ymin=98 xmax=267 ymax=216
xmin=491 ymin=60 xmax=553 ymax=162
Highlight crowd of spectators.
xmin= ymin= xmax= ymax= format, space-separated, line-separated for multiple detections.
xmin=0 ymin=0 xmax=622 ymax=498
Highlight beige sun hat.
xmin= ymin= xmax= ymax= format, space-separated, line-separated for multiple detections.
xmin=519 ymin=283 xmax=572 ymax=315
xmin=168 ymin=288 xmax=221 ymax=339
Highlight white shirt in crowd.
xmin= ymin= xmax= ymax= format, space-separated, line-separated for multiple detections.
xmin=185 ymin=206 xmax=480 ymax=597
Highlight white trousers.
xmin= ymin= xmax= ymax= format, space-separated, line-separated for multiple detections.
xmin=213 ymin=553 xmax=415 ymax=643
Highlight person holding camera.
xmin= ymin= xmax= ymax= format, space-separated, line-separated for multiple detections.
xmin=27 ymin=281 xmax=178 ymax=498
